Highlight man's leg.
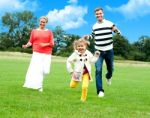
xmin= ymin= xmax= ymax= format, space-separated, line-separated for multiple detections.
xmin=95 ymin=53 xmax=104 ymax=94
xmin=105 ymin=49 xmax=114 ymax=85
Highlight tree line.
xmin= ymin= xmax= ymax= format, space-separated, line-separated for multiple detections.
xmin=0 ymin=11 xmax=150 ymax=62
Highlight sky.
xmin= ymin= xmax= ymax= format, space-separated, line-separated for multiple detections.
xmin=0 ymin=0 xmax=150 ymax=43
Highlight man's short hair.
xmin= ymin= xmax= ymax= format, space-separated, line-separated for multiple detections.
xmin=94 ymin=7 xmax=103 ymax=13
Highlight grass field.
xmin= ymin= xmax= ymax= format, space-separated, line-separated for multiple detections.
xmin=0 ymin=52 xmax=150 ymax=118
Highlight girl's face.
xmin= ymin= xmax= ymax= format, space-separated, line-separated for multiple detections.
xmin=76 ymin=42 xmax=86 ymax=54
xmin=39 ymin=18 xmax=47 ymax=29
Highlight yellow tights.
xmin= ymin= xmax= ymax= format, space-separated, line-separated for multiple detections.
xmin=70 ymin=73 xmax=89 ymax=102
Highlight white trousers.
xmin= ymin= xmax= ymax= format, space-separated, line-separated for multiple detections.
xmin=23 ymin=52 xmax=51 ymax=89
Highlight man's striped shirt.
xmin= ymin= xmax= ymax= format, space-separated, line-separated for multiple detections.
xmin=90 ymin=19 xmax=114 ymax=51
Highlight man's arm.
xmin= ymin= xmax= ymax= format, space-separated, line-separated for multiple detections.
xmin=112 ymin=25 xmax=121 ymax=35
xmin=83 ymin=31 xmax=94 ymax=40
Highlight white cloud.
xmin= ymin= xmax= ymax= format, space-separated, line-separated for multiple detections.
xmin=0 ymin=0 xmax=38 ymax=16
xmin=47 ymin=1 xmax=87 ymax=30
xmin=106 ymin=0 xmax=150 ymax=19
xmin=68 ymin=0 xmax=78 ymax=4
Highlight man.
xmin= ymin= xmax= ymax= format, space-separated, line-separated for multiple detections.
xmin=84 ymin=7 xmax=121 ymax=97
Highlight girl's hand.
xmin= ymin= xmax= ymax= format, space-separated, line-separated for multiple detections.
xmin=70 ymin=72 xmax=73 ymax=76
xmin=94 ymin=51 xmax=100 ymax=57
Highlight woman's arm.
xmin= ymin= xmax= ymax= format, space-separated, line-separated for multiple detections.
xmin=22 ymin=42 xmax=32 ymax=49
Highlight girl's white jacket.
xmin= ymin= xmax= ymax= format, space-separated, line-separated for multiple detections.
xmin=66 ymin=50 xmax=99 ymax=81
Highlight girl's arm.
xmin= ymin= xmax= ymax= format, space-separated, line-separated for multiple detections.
xmin=66 ymin=53 xmax=76 ymax=74
xmin=90 ymin=51 xmax=100 ymax=63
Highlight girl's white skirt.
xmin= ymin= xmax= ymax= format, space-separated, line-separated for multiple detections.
xmin=23 ymin=52 xmax=51 ymax=89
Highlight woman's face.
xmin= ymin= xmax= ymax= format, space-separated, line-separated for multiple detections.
xmin=39 ymin=18 xmax=47 ymax=29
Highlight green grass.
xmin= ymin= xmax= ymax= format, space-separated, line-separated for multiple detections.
xmin=0 ymin=52 xmax=150 ymax=118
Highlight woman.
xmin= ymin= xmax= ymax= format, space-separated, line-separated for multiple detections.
xmin=22 ymin=16 xmax=54 ymax=92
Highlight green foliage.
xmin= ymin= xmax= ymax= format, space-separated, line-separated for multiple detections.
xmin=88 ymin=38 xmax=95 ymax=53
xmin=53 ymin=26 xmax=67 ymax=54
xmin=113 ymin=35 xmax=131 ymax=59
xmin=132 ymin=36 xmax=150 ymax=61
xmin=114 ymin=55 xmax=125 ymax=60
xmin=53 ymin=26 xmax=80 ymax=56
xmin=0 ymin=10 xmax=37 ymax=49
xmin=0 ymin=33 xmax=14 ymax=50
xmin=7 ymin=47 xmax=32 ymax=54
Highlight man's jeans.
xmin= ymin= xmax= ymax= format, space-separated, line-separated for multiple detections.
xmin=95 ymin=49 xmax=114 ymax=94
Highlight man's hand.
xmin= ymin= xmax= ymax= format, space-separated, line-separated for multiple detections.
xmin=112 ymin=25 xmax=121 ymax=35
xmin=83 ymin=35 xmax=90 ymax=40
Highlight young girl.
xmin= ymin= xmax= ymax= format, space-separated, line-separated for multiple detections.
xmin=66 ymin=38 xmax=100 ymax=102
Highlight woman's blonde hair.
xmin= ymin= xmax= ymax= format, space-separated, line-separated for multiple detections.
xmin=39 ymin=16 xmax=48 ymax=23
xmin=73 ymin=38 xmax=90 ymax=50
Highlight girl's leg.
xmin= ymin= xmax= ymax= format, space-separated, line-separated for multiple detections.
xmin=81 ymin=73 xmax=89 ymax=102
xmin=70 ymin=80 xmax=78 ymax=88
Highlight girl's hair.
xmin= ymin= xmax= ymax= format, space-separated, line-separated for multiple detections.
xmin=73 ymin=38 xmax=90 ymax=50
xmin=39 ymin=16 xmax=48 ymax=23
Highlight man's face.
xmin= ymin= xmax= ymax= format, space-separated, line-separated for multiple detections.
xmin=95 ymin=10 xmax=104 ymax=22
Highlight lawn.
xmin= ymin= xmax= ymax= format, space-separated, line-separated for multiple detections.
xmin=0 ymin=52 xmax=150 ymax=118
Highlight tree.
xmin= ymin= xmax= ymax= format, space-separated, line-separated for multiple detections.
xmin=52 ymin=26 xmax=81 ymax=56
xmin=0 ymin=11 xmax=37 ymax=49
xmin=0 ymin=32 xmax=14 ymax=50
xmin=113 ymin=34 xmax=131 ymax=59
xmin=53 ymin=26 xmax=66 ymax=54
xmin=59 ymin=34 xmax=80 ymax=56
xmin=132 ymin=36 xmax=150 ymax=61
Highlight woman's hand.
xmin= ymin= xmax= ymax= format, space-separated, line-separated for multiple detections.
xmin=39 ymin=43 xmax=51 ymax=47
xmin=39 ymin=43 xmax=47 ymax=47
xmin=22 ymin=42 xmax=31 ymax=49
xmin=22 ymin=44 xmax=27 ymax=49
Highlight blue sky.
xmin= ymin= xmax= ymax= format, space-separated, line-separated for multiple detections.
xmin=0 ymin=0 xmax=150 ymax=43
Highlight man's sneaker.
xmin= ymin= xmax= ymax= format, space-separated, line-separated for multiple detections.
xmin=98 ymin=91 xmax=104 ymax=97
xmin=106 ymin=79 xmax=111 ymax=86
